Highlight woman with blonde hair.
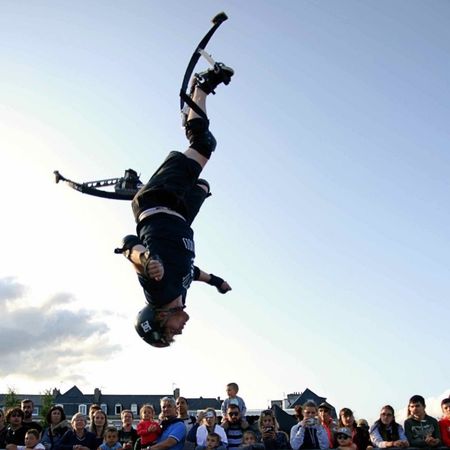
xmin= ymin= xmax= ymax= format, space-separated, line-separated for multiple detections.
xmin=258 ymin=409 xmax=290 ymax=450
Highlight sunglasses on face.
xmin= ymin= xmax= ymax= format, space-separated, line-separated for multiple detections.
xmin=337 ymin=435 xmax=351 ymax=440
xmin=381 ymin=413 xmax=393 ymax=417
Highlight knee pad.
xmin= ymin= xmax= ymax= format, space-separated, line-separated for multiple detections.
xmin=185 ymin=118 xmax=217 ymax=159
xmin=196 ymin=178 xmax=210 ymax=194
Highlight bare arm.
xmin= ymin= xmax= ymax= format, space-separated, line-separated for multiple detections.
xmin=116 ymin=235 xmax=164 ymax=281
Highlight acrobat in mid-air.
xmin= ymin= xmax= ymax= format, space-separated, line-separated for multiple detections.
xmin=117 ymin=14 xmax=234 ymax=347
xmin=54 ymin=13 xmax=234 ymax=347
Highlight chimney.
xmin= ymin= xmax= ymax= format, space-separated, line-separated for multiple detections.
xmin=52 ymin=388 xmax=61 ymax=397
xmin=94 ymin=388 xmax=102 ymax=403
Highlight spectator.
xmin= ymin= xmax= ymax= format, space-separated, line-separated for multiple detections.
xmin=369 ymin=405 xmax=408 ymax=448
xmin=176 ymin=398 xmax=196 ymax=433
xmin=57 ymin=413 xmax=97 ymax=450
xmin=317 ymin=403 xmax=336 ymax=448
xmin=335 ymin=428 xmax=357 ymax=450
xmin=136 ymin=405 xmax=161 ymax=449
xmin=257 ymin=409 xmax=290 ymax=450
xmin=293 ymin=407 xmax=303 ymax=424
xmin=89 ymin=406 xmax=102 ymax=426
xmin=187 ymin=412 xmax=206 ymax=445
xmin=99 ymin=426 xmax=122 ymax=450
xmin=404 ymin=394 xmax=441 ymax=448
xmin=290 ymin=401 xmax=328 ymax=450
xmin=439 ymin=398 xmax=450 ymax=447
xmin=221 ymin=384 xmax=247 ymax=419
xmin=196 ymin=409 xmax=227 ymax=448
xmin=118 ymin=410 xmax=138 ymax=450
xmin=195 ymin=432 xmax=226 ymax=450
xmin=357 ymin=421 xmax=369 ymax=433
xmin=338 ymin=408 xmax=372 ymax=450
xmin=41 ymin=406 xmax=70 ymax=450
xmin=21 ymin=401 xmax=42 ymax=434
xmin=151 ymin=397 xmax=186 ymax=450
xmin=1 ymin=408 xmax=8 ymax=449
xmin=222 ymin=405 xmax=249 ymax=448
xmin=90 ymin=410 xmax=109 ymax=448
xmin=17 ymin=429 xmax=45 ymax=450
xmin=241 ymin=431 xmax=258 ymax=447
xmin=5 ymin=407 xmax=27 ymax=449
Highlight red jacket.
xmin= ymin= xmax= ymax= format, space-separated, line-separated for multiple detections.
xmin=439 ymin=417 xmax=450 ymax=447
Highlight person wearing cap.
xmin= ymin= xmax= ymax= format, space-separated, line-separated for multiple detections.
xmin=335 ymin=428 xmax=356 ymax=450
xmin=196 ymin=409 xmax=227 ymax=448
xmin=290 ymin=400 xmax=328 ymax=450
xmin=337 ymin=408 xmax=373 ymax=450
xmin=318 ymin=403 xmax=336 ymax=448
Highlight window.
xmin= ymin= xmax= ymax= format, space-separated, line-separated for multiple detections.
xmin=79 ymin=404 xmax=87 ymax=415
xmin=115 ymin=404 xmax=122 ymax=415
xmin=101 ymin=404 xmax=108 ymax=414
xmin=33 ymin=407 xmax=39 ymax=417
xmin=131 ymin=404 xmax=138 ymax=415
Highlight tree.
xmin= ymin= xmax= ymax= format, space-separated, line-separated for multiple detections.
xmin=40 ymin=388 xmax=56 ymax=427
xmin=4 ymin=386 xmax=20 ymax=408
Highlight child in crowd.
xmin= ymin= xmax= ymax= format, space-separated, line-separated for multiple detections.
xmin=242 ymin=431 xmax=257 ymax=447
xmin=439 ymin=398 xmax=450 ymax=447
xmin=136 ymin=405 xmax=161 ymax=448
xmin=17 ymin=429 xmax=45 ymax=450
xmin=239 ymin=430 xmax=264 ymax=450
xmin=99 ymin=427 xmax=122 ymax=450
xmin=335 ymin=428 xmax=357 ymax=450
xmin=196 ymin=432 xmax=227 ymax=450
xmin=221 ymin=383 xmax=247 ymax=419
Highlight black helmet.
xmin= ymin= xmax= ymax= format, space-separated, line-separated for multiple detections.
xmin=135 ymin=305 xmax=169 ymax=348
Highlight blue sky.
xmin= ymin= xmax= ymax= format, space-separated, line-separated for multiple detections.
xmin=1 ymin=0 xmax=449 ymax=423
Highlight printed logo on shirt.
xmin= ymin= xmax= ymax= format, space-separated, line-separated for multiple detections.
xmin=182 ymin=238 xmax=195 ymax=252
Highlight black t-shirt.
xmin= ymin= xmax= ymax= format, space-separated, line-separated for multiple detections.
xmin=24 ymin=421 xmax=43 ymax=433
xmin=118 ymin=427 xmax=138 ymax=446
xmin=137 ymin=214 xmax=195 ymax=307
xmin=5 ymin=425 xmax=27 ymax=445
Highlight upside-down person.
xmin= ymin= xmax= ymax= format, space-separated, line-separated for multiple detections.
xmin=116 ymin=62 xmax=234 ymax=348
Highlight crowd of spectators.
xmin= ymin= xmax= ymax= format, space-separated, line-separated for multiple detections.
xmin=1 ymin=387 xmax=450 ymax=450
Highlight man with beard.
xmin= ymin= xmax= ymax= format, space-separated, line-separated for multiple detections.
xmin=222 ymin=405 xmax=249 ymax=449
xmin=21 ymin=400 xmax=42 ymax=434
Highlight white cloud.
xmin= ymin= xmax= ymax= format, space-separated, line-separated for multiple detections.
xmin=0 ymin=277 xmax=121 ymax=380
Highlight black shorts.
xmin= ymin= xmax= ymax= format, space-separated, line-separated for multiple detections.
xmin=132 ymin=151 xmax=209 ymax=226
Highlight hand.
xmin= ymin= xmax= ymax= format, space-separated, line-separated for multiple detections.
xmin=148 ymin=423 xmax=160 ymax=432
xmin=147 ymin=258 xmax=164 ymax=281
xmin=218 ymin=280 xmax=232 ymax=294
xmin=425 ymin=436 xmax=439 ymax=446
xmin=262 ymin=428 xmax=276 ymax=439
xmin=207 ymin=273 xmax=232 ymax=293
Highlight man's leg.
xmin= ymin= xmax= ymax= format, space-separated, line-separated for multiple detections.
xmin=184 ymin=63 xmax=234 ymax=168
xmin=184 ymin=87 xmax=210 ymax=169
